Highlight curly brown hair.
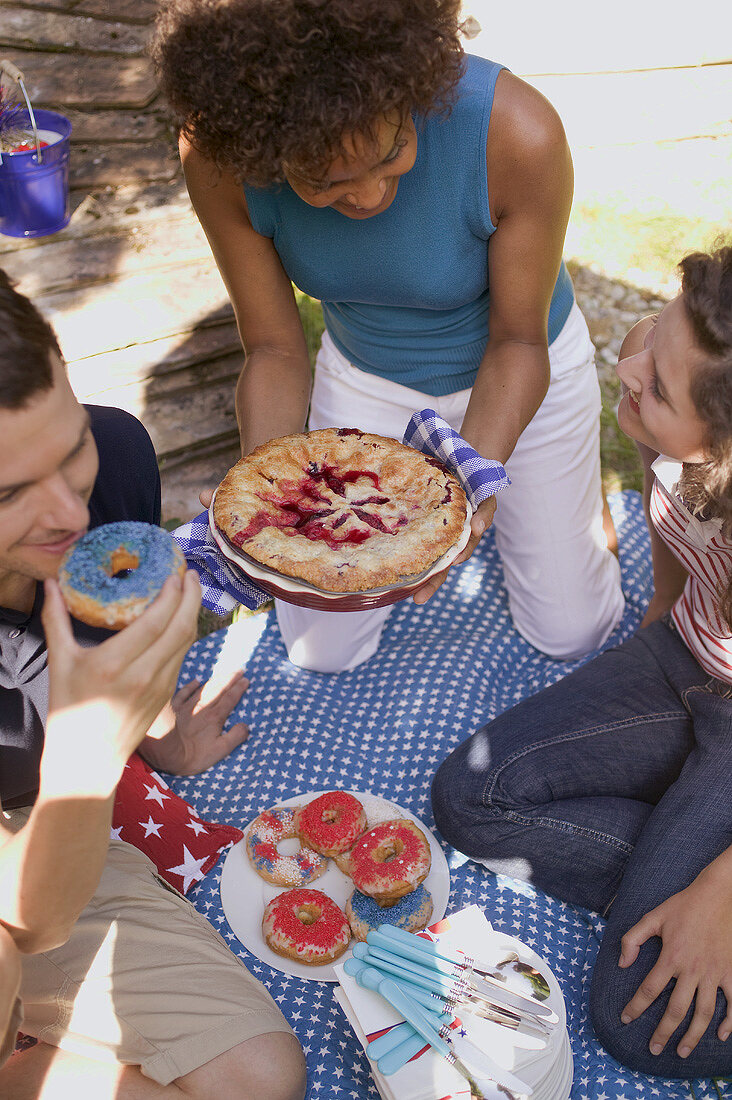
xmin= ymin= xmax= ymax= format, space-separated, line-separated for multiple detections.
xmin=676 ymin=244 xmax=732 ymax=626
xmin=152 ymin=0 xmax=465 ymax=186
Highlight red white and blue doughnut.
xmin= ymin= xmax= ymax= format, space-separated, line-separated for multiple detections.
xmin=346 ymin=884 xmax=434 ymax=942
xmin=59 ymin=521 xmax=186 ymax=630
xmin=246 ymin=806 xmax=327 ymax=887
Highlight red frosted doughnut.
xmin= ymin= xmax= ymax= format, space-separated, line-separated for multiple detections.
xmin=295 ymin=791 xmax=367 ymax=857
xmin=262 ymin=888 xmax=351 ymax=965
xmin=349 ymin=819 xmax=431 ymax=905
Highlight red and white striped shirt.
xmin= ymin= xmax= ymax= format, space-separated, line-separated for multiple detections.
xmin=650 ymin=456 xmax=732 ymax=682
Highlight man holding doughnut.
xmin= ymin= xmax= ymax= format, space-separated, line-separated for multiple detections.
xmin=0 ymin=272 xmax=306 ymax=1100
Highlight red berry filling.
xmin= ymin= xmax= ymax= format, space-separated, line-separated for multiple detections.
xmin=234 ymin=466 xmax=408 ymax=549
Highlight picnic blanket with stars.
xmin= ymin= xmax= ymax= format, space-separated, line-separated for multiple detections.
xmin=167 ymin=491 xmax=731 ymax=1100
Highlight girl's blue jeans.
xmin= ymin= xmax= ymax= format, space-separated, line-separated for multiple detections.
xmin=431 ymin=619 xmax=732 ymax=1078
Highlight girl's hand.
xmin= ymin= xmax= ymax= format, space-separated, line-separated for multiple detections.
xmin=619 ymin=867 xmax=732 ymax=1058
xmin=412 ymin=497 xmax=497 ymax=604
xmin=640 ymin=591 xmax=677 ymax=628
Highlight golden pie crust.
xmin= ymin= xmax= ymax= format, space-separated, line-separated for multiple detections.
xmin=213 ymin=428 xmax=468 ymax=592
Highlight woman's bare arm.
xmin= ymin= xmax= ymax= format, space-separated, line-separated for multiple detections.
xmin=459 ymin=72 xmax=573 ymax=467
xmin=181 ymin=138 xmax=312 ymax=455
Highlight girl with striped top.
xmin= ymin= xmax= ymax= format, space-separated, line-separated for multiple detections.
xmin=432 ymin=245 xmax=732 ymax=1078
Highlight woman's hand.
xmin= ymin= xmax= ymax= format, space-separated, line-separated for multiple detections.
xmin=619 ymin=863 xmax=732 ymax=1058
xmin=412 ymin=497 xmax=497 ymax=605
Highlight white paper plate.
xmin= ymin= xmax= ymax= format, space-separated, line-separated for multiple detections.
xmin=531 ymin=1029 xmax=573 ymax=1100
xmin=220 ymin=790 xmax=450 ymax=982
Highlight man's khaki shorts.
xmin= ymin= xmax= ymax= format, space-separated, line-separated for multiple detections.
xmin=6 ymin=808 xmax=293 ymax=1085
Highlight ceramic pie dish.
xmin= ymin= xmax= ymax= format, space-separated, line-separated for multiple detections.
xmin=209 ymin=493 xmax=472 ymax=611
xmin=209 ymin=428 xmax=472 ymax=611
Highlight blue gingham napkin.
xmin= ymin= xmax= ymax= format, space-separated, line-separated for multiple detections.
xmin=403 ymin=409 xmax=510 ymax=509
xmin=172 ymin=511 xmax=270 ymax=615
xmin=173 ymin=412 xmax=511 ymax=614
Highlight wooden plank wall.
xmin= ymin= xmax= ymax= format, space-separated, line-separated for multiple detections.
xmin=0 ymin=0 xmax=242 ymax=521
xmin=1 ymin=2 xmax=729 ymax=520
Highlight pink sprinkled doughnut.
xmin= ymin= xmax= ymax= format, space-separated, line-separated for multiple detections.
xmin=262 ymin=888 xmax=351 ymax=965
xmin=246 ymin=806 xmax=327 ymax=887
xmin=295 ymin=791 xmax=367 ymax=857
xmin=349 ymin=819 xmax=431 ymax=905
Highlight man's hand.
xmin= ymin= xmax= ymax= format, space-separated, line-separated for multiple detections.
xmin=140 ymin=671 xmax=250 ymax=775
xmin=619 ymin=865 xmax=732 ymax=1058
xmin=412 ymin=497 xmax=497 ymax=605
xmin=39 ymin=573 xmax=201 ymax=797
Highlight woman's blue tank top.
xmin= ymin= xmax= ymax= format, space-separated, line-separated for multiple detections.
xmin=244 ymin=55 xmax=574 ymax=397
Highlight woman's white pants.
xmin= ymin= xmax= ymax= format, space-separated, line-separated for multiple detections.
xmin=276 ymin=303 xmax=624 ymax=672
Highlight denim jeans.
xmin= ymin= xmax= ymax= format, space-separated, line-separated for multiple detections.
xmin=431 ymin=619 xmax=732 ymax=1078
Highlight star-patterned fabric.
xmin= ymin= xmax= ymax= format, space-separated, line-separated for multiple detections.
xmin=112 ymin=753 xmax=243 ymax=892
xmin=167 ymin=492 xmax=731 ymax=1100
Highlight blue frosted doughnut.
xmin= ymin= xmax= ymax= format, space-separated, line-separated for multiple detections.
xmin=59 ymin=521 xmax=186 ymax=630
xmin=345 ymin=884 xmax=433 ymax=942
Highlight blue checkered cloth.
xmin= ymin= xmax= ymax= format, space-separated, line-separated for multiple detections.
xmin=172 ymin=413 xmax=509 ymax=614
xmin=403 ymin=409 xmax=510 ymax=509
xmin=172 ymin=512 xmax=270 ymax=615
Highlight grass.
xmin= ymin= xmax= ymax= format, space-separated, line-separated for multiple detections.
xmin=294 ymin=289 xmax=326 ymax=365
xmin=568 ymin=201 xmax=727 ymax=296
xmin=601 ymin=395 xmax=644 ymax=495
xmin=568 ymin=203 xmax=729 ymax=494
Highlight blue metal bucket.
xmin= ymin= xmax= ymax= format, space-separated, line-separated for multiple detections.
xmin=0 ymin=108 xmax=72 ymax=238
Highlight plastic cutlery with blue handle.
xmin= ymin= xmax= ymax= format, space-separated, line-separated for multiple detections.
xmin=358 ymin=935 xmax=554 ymax=1034
xmin=352 ymin=943 xmax=549 ymax=1042
xmin=370 ymin=926 xmax=558 ymax=1024
xmin=345 ymin=959 xmax=532 ymax=1096
xmin=347 ymin=956 xmax=450 ymax=1033
xmin=374 ymin=924 xmax=552 ymax=1003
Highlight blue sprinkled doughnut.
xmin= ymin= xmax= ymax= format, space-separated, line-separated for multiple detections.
xmin=59 ymin=521 xmax=186 ymax=630
xmin=345 ymin=884 xmax=433 ymax=942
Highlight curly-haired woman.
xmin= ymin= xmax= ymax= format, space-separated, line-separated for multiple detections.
xmin=153 ymin=0 xmax=623 ymax=672
xmin=433 ymin=246 xmax=732 ymax=1078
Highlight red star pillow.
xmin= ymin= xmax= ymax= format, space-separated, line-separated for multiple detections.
xmin=112 ymin=753 xmax=243 ymax=893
